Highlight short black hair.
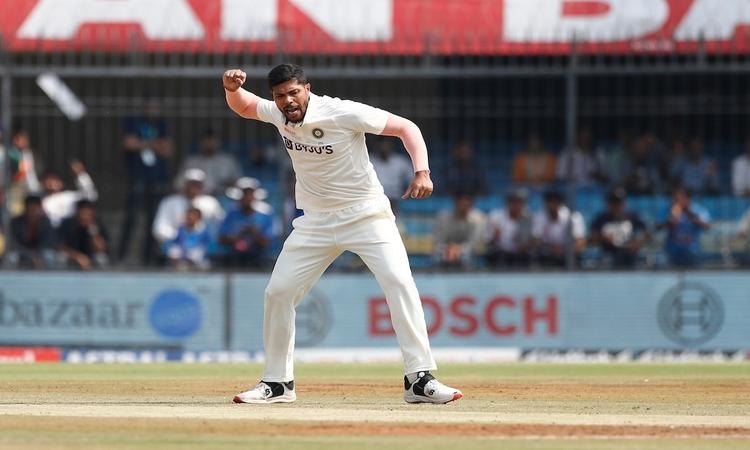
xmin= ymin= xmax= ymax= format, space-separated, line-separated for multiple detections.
xmin=453 ymin=192 xmax=475 ymax=202
xmin=268 ymin=63 xmax=307 ymax=89
xmin=11 ymin=126 xmax=27 ymax=138
xmin=672 ymin=185 xmax=692 ymax=198
xmin=75 ymin=199 xmax=95 ymax=210
xmin=24 ymin=194 xmax=43 ymax=207
xmin=543 ymin=189 xmax=564 ymax=203
xmin=41 ymin=170 xmax=62 ymax=180
xmin=606 ymin=187 xmax=627 ymax=204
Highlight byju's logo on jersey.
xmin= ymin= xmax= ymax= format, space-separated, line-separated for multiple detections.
xmin=282 ymin=136 xmax=333 ymax=155
xmin=312 ymin=128 xmax=325 ymax=139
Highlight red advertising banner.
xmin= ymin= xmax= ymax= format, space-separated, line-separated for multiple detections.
xmin=0 ymin=0 xmax=749 ymax=54
xmin=0 ymin=347 xmax=62 ymax=363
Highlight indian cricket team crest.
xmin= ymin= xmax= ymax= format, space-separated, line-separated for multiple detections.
xmin=312 ymin=128 xmax=325 ymax=139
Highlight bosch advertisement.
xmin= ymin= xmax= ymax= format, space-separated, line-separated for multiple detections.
xmin=231 ymin=273 xmax=745 ymax=351
xmin=1 ymin=271 xmax=748 ymax=358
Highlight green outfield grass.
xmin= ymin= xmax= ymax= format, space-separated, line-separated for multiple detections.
xmin=0 ymin=362 xmax=749 ymax=450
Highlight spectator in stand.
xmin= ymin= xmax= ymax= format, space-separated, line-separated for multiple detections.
xmin=432 ymin=193 xmax=487 ymax=269
xmin=40 ymin=160 xmax=98 ymax=228
xmin=369 ymin=137 xmax=413 ymax=211
xmin=532 ymin=189 xmax=587 ymax=268
xmin=166 ymin=206 xmax=211 ymax=270
xmin=219 ymin=178 xmax=275 ymax=268
xmin=223 ymin=176 xmax=274 ymax=215
xmin=7 ymin=127 xmax=42 ymax=215
xmin=152 ymin=169 xmax=224 ymax=253
xmin=484 ymin=188 xmax=532 ymax=268
xmin=732 ymin=137 xmax=750 ymax=197
xmin=590 ymin=188 xmax=647 ymax=269
xmin=669 ymin=136 xmax=719 ymax=195
xmin=659 ymin=137 xmax=686 ymax=189
xmin=511 ymin=132 xmax=557 ymax=188
xmin=620 ymin=133 xmax=662 ymax=195
xmin=736 ymin=207 xmax=750 ymax=265
xmin=118 ymin=96 xmax=173 ymax=265
xmin=604 ymin=130 xmax=632 ymax=187
xmin=5 ymin=195 xmax=56 ymax=269
xmin=661 ymin=187 xmax=711 ymax=268
xmin=556 ymin=127 xmax=607 ymax=186
xmin=58 ymin=199 xmax=110 ymax=270
xmin=175 ymin=129 xmax=241 ymax=196
xmin=443 ymin=141 xmax=487 ymax=197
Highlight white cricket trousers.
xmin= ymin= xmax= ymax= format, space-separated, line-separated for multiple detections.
xmin=262 ymin=197 xmax=437 ymax=382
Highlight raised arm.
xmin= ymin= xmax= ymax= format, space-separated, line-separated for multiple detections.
xmin=70 ymin=160 xmax=98 ymax=202
xmin=223 ymin=69 xmax=262 ymax=121
xmin=380 ymin=114 xmax=432 ymax=199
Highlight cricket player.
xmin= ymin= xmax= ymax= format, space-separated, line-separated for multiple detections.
xmin=225 ymin=64 xmax=462 ymax=404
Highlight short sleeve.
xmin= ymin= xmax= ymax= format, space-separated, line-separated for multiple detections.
xmin=487 ymin=210 xmax=502 ymax=229
xmin=256 ymin=99 xmax=284 ymax=126
xmin=738 ymin=210 xmax=750 ymax=235
xmin=531 ymin=214 xmax=544 ymax=238
xmin=571 ymin=212 xmax=586 ymax=238
xmin=696 ymin=205 xmax=711 ymax=223
xmin=339 ymin=100 xmax=390 ymax=134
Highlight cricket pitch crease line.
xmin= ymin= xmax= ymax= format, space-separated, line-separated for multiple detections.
xmin=0 ymin=404 xmax=748 ymax=429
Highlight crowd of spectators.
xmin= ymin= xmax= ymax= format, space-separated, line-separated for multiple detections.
xmin=0 ymin=113 xmax=277 ymax=271
xmin=430 ymin=185 xmax=722 ymax=270
xmin=426 ymin=129 xmax=750 ymax=270
xmin=2 ymin=119 xmax=750 ymax=272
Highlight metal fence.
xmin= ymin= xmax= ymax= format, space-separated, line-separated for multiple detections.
xmin=2 ymin=5 xmax=750 ymax=271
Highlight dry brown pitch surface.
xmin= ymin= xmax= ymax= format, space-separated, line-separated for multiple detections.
xmin=0 ymin=362 xmax=748 ymax=449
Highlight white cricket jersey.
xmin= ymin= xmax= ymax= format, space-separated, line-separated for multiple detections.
xmin=257 ymin=93 xmax=389 ymax=212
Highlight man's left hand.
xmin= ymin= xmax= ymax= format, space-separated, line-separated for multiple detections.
xmin=402 ymin=170 xmax=433 ymax=200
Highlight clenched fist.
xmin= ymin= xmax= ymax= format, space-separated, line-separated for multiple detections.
xmin=223 ymin=69 xmax=246 ymax=92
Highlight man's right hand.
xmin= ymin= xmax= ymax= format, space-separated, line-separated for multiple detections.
xmin=223 ymin=69 xmax=247 ymax=92
xmin=70 ymin=160 xmax=86 ymax=175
